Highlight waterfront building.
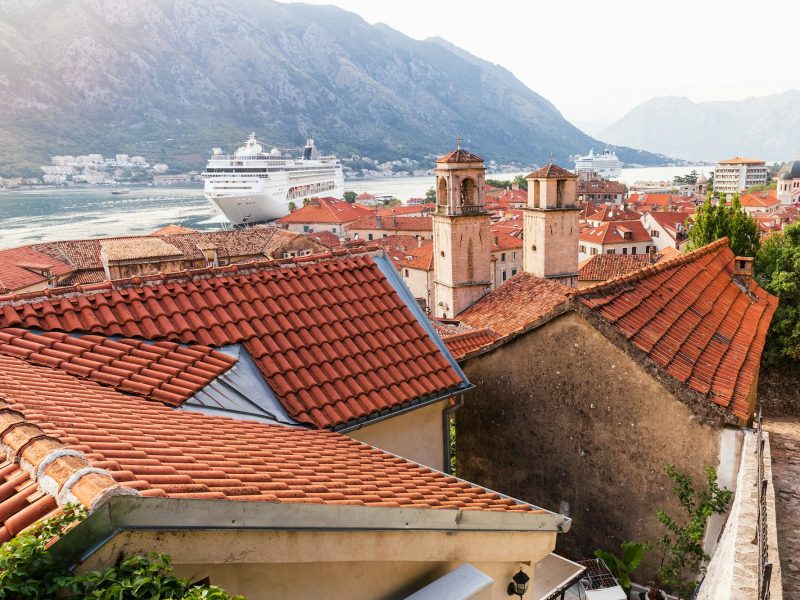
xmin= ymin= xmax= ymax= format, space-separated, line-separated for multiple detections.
xmin=713 ymin=157 xmax=768 ymax=194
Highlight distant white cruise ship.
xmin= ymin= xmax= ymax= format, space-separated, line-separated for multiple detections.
xmin=202 ymin=133 xmax=344 ymax=226
xmin=574 ymin=148 xmax=623 ymax=179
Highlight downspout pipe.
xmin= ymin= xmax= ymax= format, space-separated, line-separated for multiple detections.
xmin=443 ymin=395 xmax=465 ymax=475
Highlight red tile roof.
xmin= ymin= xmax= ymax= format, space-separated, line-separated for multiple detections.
xmin=578 ymin=254 xmax=651 ymax=282
xmin=717 ymin=157 xmax=765 ymax=165
xmin=491 ymin=229 xmax=523 ymax=252
xmin=398 ymin=244 xmax=434 ymax=271
xmin=0 ymin=246 xmax=75 ymax=293
xmin=275 ymin=197 xmax=373 ymax=225
xmin=0 ymin=251 xmax=464 ymax=430
xmin=585 ymin=206 xmax=641 ymax=223
xmin=577 ymin=239 xmax=778 ymax=421
xmin=580 ymin=221 xmax=653 ymax=245
xmin=440 ymin=328 xmax=501 ymax=360
xmin=458 ymin=273 xmax=572 ymax=338
xmin=0 ymin=353 xmax=534 ymax=541
xmin=306 ymin=231 xmax=342 ymax=249
xmin=437 ymin=148 xmax=483 ymax=163
xmin=149 ymin=224 xmax=197 ymax=236
xmin=347 ymin=215 xmax=433 ymax=233
xmin=0 ymin=328 xmax=235 ymax=405
xmin=375 ymin=204 xmax=436 ymax=217
xmin=525 ymin=164 xmax=578 ymax=180
xmin=739 ymin=192 xmax=780 ymax=208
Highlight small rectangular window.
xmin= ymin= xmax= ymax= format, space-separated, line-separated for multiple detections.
xmin=404 ymin=269 xmax=409 ymax=277
xmin=502 ymin=270 xmax=508 ymax=281
xmin=511 ymin=268 xmax=517 ymax=276
xmin=622 ymin=247 xmax=628 ymax=255
xmin=368 ymin=233 xmax=373 ymax=241
xmin=631 ymin=247 xmax=637 ymax=255
xmin=512 ymin=251 xmax=517 ymax=259
xmin=501 ymin=252 xmax=506 ymax=262
xmin=303 ymin=225 xmax=309 ymax=232
xmin=606 ymin=249 xmax=615 ymax=254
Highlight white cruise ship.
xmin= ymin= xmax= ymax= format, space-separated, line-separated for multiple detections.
xmin=574 ymin=148 xmax=623 ymax=179
xmin=202 ymin=133 xmax=344 ymax=226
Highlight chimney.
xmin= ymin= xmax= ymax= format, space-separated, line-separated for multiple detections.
xmin=511 ymin=181 xmax=520 ymax=191
xmin=733 ymin=256 xmax=753 ymax=280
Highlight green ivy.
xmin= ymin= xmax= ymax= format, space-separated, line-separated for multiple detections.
xmin=0 ymin=503 xmax=86 ymax=599
xmin=653 ymin=465 xmax=732 ymax=598
xmin=0 ymin=505 xmax=243 ymax=600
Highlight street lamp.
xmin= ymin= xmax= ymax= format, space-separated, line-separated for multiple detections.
xmin=507 ymin=568 xmax=530 ymax=597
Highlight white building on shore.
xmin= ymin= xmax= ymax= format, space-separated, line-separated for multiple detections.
xmin=713 ymin=157 xmax=767 ymax=194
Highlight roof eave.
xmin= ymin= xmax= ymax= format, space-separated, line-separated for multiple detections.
xmin=50 ymin=494 xmax=571 ymax=566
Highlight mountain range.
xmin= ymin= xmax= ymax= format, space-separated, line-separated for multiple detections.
xmin=0 ymin=0 xmax=668 ymax=177
xmin=600 ymin=91 xmax=800 ymax=163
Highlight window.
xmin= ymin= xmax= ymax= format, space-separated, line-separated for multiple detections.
xmin=383 ymin=234 xmax=387 ymax=238
xmin=606 ymin=249 xmax=616 ymax=254
xmin=367 ymin=233 xmax=373 ymax=241
xmin=332 ymin=227 xmax=337 ymax=233
xmin=631 ymin=247 xmax=637 ymax=255
xmin=404 ymin=269 xmax=409 ymax=277
xmin=501 ymin=252 xmax=506 ymax=262
xmin=590 ymin=247 xmax=598 ymax=255
xmin=303 ymin=225 xmax=309 ymax=232
xmin=511 ymin=268 xmax=517 ymax=276
xmin=622 ymin=247 xmax=628 ymax=255
xmin=651 ymin=230 xmax=659 ymax=237
xmin=502 ymin=270 xmax=508 ymax=281
xmin=512 ymin=251 xmax=517 ymax=260
xmin=579 ymin=245 xmax=586 ymax=253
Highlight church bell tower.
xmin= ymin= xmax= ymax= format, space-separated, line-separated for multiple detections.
xmin=523 ymin=161 xmax=580 ymax=287
xmin=432 ymin=141 xmax=492 ymax=318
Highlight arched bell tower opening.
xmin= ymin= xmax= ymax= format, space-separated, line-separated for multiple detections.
xmin=432 ymin=140 xmax=491 ymax=318
xmin=460 ymin=178 xmax=477 ymax=208
xmin=437 ymin=176 xmax=448 ymax=209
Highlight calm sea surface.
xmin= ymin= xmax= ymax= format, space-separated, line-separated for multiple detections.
xmin=0 ymin=165 xmax=709 ymax=249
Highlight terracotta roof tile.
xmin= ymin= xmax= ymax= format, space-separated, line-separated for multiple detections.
xmin=440 ymin=327 xmax=501 ymax=360
xmin=578 ymin=254 xmax=652 ymax=282
xmin=398 ymin=244 xmax=434 ymax=271
xmin=0 ymin=251 xmax=464 ymax=429
xmin=0 ymin=328 xmax=235 ymax=405
xmin=100 ymin=238 xmax=183 ymax=262
xmin=149 ymin=224 xmax=197 ymax=236
xmin=437 ymin=148 xmax=483 ymax=163
xmin=580 ymin=221 xmax=652 ymax=245
xmin=458 ymin=273 xmax=572 ymax=338
xmin=525 ymin=164 xmax=578 ymax=180
xmin=0 ymin=354 xmax=534 ymax=540
xmin=275 ymin=198 xmax=373 ymax=225
xmin=577 ymin=239 xmax=777 ymax=421
xmin=739 ymin=192 xmax=780 ymax=209
xmin=347 ymin=215 xmax=433 ymax=233
xmin=0 ymin=247 xmax=75 ymax=293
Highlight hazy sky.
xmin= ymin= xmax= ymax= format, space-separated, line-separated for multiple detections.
xmin=291 ymin=0 xmax=800 ymax=132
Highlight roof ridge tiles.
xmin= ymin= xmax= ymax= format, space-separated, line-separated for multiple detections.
xmin=0 ymin=401 xmax=138 ymax=519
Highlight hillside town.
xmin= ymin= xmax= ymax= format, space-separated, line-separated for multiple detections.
xmin=1 ymin=142 xmax=800 ymax=600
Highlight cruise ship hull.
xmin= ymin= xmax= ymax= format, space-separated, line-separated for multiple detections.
xmin=204 ymin=177 xmax=344 ymax=225
xmin=202 ymin=135 xmax=345 ymax=227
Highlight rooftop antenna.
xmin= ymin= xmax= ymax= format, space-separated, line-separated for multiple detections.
xmin=456 ymin=137 xmax=462 ymax=150
xmin=548 ymin=152 xmax=554 ymax=165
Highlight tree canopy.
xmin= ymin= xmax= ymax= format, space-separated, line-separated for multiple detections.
xmin=342 ymin=191 xmax=357 ymax=203
xmin=673 ymin=170 xmax=699 ymax=185
xmin=687 ymin=193 xmax=760 ymax=258
xmin=756 ymin=223 xmax=800 ymax=367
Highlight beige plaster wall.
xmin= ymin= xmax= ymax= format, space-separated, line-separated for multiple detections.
xmin=80 ymin=529 xmax=556 ymax=600
xmin=400 ymin=266 xmax=434 ymax=312
xmin=457 ymin=311 xmax=723 ymax=576
xmin=350 ymin=401 xmax=446 ymax=471
xmin=522 ymin=208 xmax=579 ymax=279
